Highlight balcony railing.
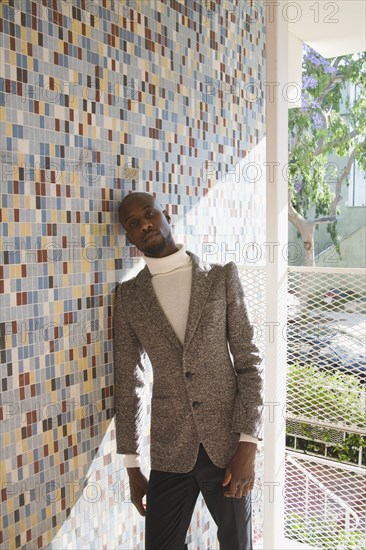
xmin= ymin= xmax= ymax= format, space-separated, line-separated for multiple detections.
xmin=237 ymin=265 xmax=365 ymax=549
xmin=285 ymin=451 xmax=365 ymax=549
xmin=286 ymin=266 xmax=366 ymax=549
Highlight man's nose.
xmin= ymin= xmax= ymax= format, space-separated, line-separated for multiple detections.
xmin=141 ymin=220 xmax=153 ymax=232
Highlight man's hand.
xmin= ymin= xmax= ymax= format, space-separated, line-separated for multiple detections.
xmin=222 ymin=441 xmax=257 ymax=498
xmin=127 ymin=467 xmax=148 ymax=515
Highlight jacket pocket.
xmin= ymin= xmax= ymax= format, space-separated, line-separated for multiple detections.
xmin=150 ymin=397 xmax=179 ymax=444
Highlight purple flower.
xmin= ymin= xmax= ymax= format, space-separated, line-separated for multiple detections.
xmin=303 ymin=75 xmax=318 ymax=89
xmin=304 ymin=44 xmax=334 ymax=72
xmin=312 ymin=99 xmax=321 ymax=108
xmin=305 ymin=52 xmax=323 ymax=66
xmin=324 ymin=64 xmax=336 ymax=74
xmin=294 ymin=181 xmax=303 ymax=193
xmin=312 ymin=112 xmax=324 ymax=129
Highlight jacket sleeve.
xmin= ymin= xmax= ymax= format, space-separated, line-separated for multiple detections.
xmin=225 ymin=262 xmax=264 ymax=439
xmin=113 ymin=282 xmax=146 ymax=455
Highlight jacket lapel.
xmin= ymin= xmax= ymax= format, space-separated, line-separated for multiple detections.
xmin=183 ymin=251 xmax=214 ymax=350
xmin=133 ymin=251 xmax=214 ymax=351
xmin=134 ymin=264 xmax=183 ymax=350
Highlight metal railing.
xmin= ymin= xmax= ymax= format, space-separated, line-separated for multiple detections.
xmin=285 ymin=266 xmax=366 ymax=549
xmin=237 ymin=265 xmax=366 ymax=549
xmin=285 ymin=451 xmax=365 ymax=549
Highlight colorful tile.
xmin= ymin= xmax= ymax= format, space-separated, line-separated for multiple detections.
xmin=0 ymin=1 xmax=266 ymax=548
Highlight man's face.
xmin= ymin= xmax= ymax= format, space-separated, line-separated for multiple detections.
xmin=119 ymin=195 xmax=174 ymax=257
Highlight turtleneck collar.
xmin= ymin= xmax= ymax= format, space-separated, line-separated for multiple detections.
xmin=143 ymin=243 xmax=191 ymax=275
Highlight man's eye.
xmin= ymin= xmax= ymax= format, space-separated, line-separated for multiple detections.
xmin=129 ymin=220 xmax=138 ymax=228
xmin=146 ymin=211 xmax=155 ymax=218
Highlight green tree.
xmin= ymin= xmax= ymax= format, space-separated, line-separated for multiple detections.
xmin=288 ymin=46 xmax=366 ymax=266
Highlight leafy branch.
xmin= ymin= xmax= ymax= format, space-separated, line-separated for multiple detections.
xmin=288 ymin=46 xmax=366 ymax=265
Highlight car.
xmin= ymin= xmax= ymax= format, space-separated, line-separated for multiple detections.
xmin=323 ymin=288 xmax=347 ymax=304
xmin=287 ymin=321 xmax=366 ymax=382
xmin=322 ymin=289 xmax=366 ymax=313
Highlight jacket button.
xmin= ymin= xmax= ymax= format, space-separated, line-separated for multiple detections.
xmin=192 ymin=401 xmax=201 ymax=409
xmin=185 ymin=372 xmax=193 ymax=379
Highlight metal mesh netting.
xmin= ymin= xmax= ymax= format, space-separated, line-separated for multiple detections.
xmin=237 ymin=266 xmax=366 ymax=548
xmin=286 ymin=267 xmax=366 ymax=549
xmin=287 ymin=267 xmax=365 ymax=435
xmin=287 ymin=419 xmax=352 ymax=445
xmin=285 ymin=451 xmax=366 ymax=549
xmin=237 ymin=266 xmax=266 ymax=353
xmin=238 ymin=266 xmax=266 ymax=548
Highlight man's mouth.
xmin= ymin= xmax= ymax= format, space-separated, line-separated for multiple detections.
xmin=144 ymin=231 xmax=160 ymax=242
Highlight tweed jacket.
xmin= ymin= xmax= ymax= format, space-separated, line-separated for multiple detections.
xmin=113 ymin=251 xmax=264 ymax=473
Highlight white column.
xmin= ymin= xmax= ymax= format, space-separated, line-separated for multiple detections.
xmin=263 ymin=2 xmax=288 ymax=549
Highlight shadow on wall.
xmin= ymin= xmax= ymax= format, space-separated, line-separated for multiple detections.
xmin=0 ymin=0 xmax=266 ymax=548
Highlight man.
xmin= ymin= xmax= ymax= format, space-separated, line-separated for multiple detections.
xmin=114 ymin=191 xmax=263 ymax=550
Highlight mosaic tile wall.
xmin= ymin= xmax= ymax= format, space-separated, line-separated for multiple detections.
xmin=0 ymin=1 xmax=266 ymax=548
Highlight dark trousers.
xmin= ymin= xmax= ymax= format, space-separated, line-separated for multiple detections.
xmin=145 ymin=444 xmax=252 ymax=550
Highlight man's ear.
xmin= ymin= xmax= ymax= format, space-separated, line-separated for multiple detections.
xmin=162 ymin=209 xmax=171 ymax=223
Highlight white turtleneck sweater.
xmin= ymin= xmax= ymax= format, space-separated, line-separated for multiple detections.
xmin=124 ymin=244 xmax=257 ymax=468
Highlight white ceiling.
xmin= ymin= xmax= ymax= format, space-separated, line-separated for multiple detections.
xmin=286 ymin=0 xmax=366 ymax=58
